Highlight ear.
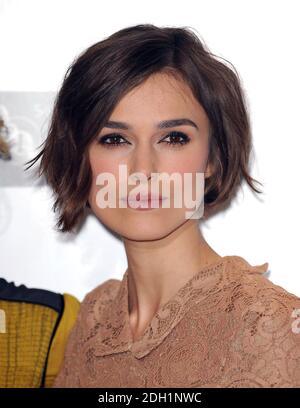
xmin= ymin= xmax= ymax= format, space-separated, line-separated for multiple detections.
xmin=204 ymin=161 xmax=213 ymax=179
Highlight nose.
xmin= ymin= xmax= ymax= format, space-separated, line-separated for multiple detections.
xmin=128 ymin=143 xmax=157 ymax=183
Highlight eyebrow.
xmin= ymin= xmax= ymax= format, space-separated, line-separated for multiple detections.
xmin=103 ymin=118 xmax=199 ymax=131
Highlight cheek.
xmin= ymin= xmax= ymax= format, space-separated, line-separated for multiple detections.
xmin=90 ymin=160 xmax=118 ymax=180
xmin=161 ymin=149 xmax=208 ymax=206
xmin=88 ymin=150 xmax=121 ymax=203
xmin=162 ymin=147 xmax=208 ymax=176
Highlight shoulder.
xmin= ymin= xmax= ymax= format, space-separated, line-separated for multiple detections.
xmin=235 ymin=257 xmax=300 ymax=312
xmin=0 ymin=278 xmax=81 ymax=387
xmin=82 ymin=277 xmax=121 ymax=307
xmin=241 ymin=271 xmax=300 ymax=337
xmin=52 ymin=277 xmax=121 ymax=387
xmin=0 ymin=277 xmax=64 ymax=313
xmin=74 ymin=277 xmax=122 ymax=328
xmin=83 ymin=277 xmax=121 ymax=303
xmin=226 ymin=255 xmax=300 ymax=332
xmin=224 ymin=255 xmax=300 ymax=301
xmin=224 ymin=257 xmax=300 ymax=386
xmin=0 ymin=277 xmax=64 ymax=342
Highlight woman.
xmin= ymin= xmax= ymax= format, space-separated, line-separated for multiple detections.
xmin=25 ymin=24 xmax=300 ymax=388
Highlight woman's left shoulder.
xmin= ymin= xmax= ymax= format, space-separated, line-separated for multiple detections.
xmin=230 ymin=255 xmax=300 ymax=322
xmin=239 ymin=258 xmax=300 ymax=305
xmin=226 ymin=256 xmax=300 ymax=386
xmin=227 ymin=255 xmax=300 ymax=303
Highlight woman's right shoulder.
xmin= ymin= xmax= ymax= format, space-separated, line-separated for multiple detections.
xmin=52 ymin=277 xmax=122 ymax=387
xmin=83 ymin=277 xmax=121 ymax=302
xmin=77 ymin=277 xmax=122 ymax=325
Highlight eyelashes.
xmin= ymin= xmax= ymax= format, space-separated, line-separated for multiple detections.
xmin=97 ymin=131 xmax=191 ymax=149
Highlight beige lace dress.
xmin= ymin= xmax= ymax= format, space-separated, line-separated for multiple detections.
xmin=52 ymin=255 xmax=300 ymax=388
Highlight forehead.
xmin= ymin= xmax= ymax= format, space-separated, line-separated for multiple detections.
xmin=108 ymin=72 xmax=208 ymax=126
xmin=126 ymin=72 xmax=194 ymax=102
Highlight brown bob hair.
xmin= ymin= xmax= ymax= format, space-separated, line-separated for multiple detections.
xmin=25 ymin=23 xmax=263 ymax=233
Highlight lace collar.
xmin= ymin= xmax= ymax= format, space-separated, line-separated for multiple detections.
xmin=83 ymin=255 xmax=269 ymax=359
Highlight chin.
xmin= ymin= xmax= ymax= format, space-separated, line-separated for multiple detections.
xmin=92 ymin=207 xmax=189 ymax=240
xmin=119 ymin=227 xmax=176 ymax=242
xmin=117 ymin=215 xmax=188 ymax=242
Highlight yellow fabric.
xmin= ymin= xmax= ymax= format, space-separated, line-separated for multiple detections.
xmin=0 ymin=292 xmax=80 ymax=388
xmin=44 ymin=293 xmax=80 ymax=388
xmin=0 ymin=300 xmax=58 ymax=387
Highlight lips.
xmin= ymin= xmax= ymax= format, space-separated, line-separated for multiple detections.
xmin=121 ymin=192 xmax=165 ymax=201
xmin=134 ymin=192 xmax=164 ymax=201
xmin=121 ymin=192 xmax=166 ymax=206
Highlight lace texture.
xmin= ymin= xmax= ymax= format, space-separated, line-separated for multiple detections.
xmin=53 ymin=256 xmax=300 ymax=388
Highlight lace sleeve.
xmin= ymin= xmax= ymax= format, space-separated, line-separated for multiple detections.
xmin=238 ymin=283 xmax=300 ymax=387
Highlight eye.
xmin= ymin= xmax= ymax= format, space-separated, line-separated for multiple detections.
xmin=97 ymin=133 xmax=130 ymax=148
xmin=97 ymin=131 xmax=191 ymax=149
xmin=159 ymin=131 xmax=191 ymax=147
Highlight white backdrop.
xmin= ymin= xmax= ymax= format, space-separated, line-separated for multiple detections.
xmin=0 ymin=0 xmax=299 ymax=301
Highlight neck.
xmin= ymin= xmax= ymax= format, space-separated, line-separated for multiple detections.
xmin=122 ymin=219 xmax=222 ymax=339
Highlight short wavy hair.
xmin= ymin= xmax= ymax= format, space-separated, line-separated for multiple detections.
xmin=25 ymin=23 xmax=263 ymax=233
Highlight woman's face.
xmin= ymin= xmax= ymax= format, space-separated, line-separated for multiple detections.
xmin=88 ymin=72 xmax=212 ymax=241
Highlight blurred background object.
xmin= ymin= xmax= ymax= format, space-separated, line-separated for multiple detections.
xmin=0 ymin=93 xmax=52 ymax=187
xmin=0 ymin=117 xmax=11 ymax=161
